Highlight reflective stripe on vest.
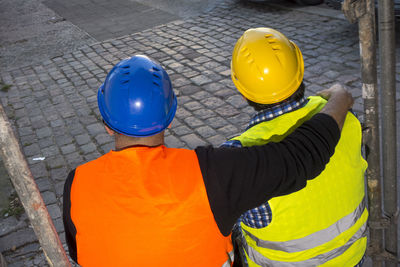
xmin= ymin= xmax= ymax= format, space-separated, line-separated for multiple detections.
xmin=242 ymin=198 xmax=366 ymax=253
xmin=242 ymin=222 xmax=367 ymax=266
xmin=232 ymin=96 xmax=368 ymax=266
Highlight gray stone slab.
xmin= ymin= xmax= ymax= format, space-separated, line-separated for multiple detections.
xmin=43 ymin=0 xmax=180 ymax=41
xmin=0 ymin=0 xmax=95 ymax=71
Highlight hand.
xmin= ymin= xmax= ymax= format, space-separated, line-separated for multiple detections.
xmin=318 ymin=83 xmax=355 ymax=131
xmin=317 ymin=83 xmax=354 ymax=110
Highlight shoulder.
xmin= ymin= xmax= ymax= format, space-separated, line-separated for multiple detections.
xmin=75 ymin=151 xmax=111 ymax=173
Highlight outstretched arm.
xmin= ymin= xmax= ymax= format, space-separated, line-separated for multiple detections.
xmin=196 ymin=83 xmax=354 ymax=236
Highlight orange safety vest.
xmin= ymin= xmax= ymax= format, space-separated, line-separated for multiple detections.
xmin=70 ymin=145 xmax=233 ymax=267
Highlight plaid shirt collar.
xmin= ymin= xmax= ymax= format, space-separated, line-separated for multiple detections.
xmin=246 ymin=97 xmax=309 ymax=130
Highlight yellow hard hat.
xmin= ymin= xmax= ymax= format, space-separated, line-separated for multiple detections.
xmin=231 ymin=28 xmax=304 ymax=104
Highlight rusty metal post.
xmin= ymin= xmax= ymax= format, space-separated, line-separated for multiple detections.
xmin=342 ymin=0 xmax=383 ymax=265
xmin=0 ymin=104 xmax=71 ymax=267
xmin=378 ymin=0 xmax=398 ymax=265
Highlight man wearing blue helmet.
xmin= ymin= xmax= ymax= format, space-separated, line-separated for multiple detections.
xmin=63 ymin=55 xmax=354 ymax=267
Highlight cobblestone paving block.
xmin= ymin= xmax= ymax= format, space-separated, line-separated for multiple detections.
xmin=184 ymin=116 xmax=205 ymax=128
xmin=86 ymin=123 xmax=106 ymax=136
xmin=207 ymin=134 xmax=228 ymax=147
xmin=29 ymin=163 xmax=48 ymax=179
xmin=192 ymin=108 xmax=216 ymax=120
xmin=95 ymin=133 xmax=112 ymax=145
xmin=54 ymin=134 xmax=73 ymax=147
xmin=84 ymin=151 xmax=102 ymax=162
xmin=41 ymin=191 xmax=58 ymax=205
xmin=180 ymin=133 xmax=207 ymax=149
xmin=60 ymin=144 xmax=76 ymax=155
xmin=165 ymin=135 xmax=185 ymax=148
xmin=205 ymin=116 xmax=229 ymax=129
xmin=201 ymin=96 xmax=225 ymax=109
xmin=45 ymin=156 xmax=66 ymax=170
xmin=217 ymin=124 xmax=240 ymax=137
xmin=46 ymin=204 xmax=62 ymax=220
xmin=171 ymin=125 xmax=192 ymax=136
xmin=214 ymin=88 xmax=236 ymax=98
xmin=100 ymin=143 xmax=114 ymax=154
xmin=42 ymin=146 xmax=60 ymax=157
xmin=191 ymin=91 xmax=212 ymax=101
xmin=0 ymin=228 xmax=37 ymax=252
xmin=50 ymin=166 xmax=69 ymax=181
xmin=65 ymin=152 xmax=84 ymax=168
xmin=183 ymin=100 xmax=204 ymax=111
xmin=8 ymin=243 xmax=40 ymax=259
xmin=190 ymin=75 xmax=212 ymax=86
xmin=74 ymin=133 xmax=91 ymax=146
xmin=195 ymin=125 xmax=217 ymax=138
xmin=23 ymin=144 xmax=41 ymax=157
xmin=215 ymin=105 xmax=240 ymax=117
xmin=175 ymin=107 xmax=191 ymax=120
xmin=37 ymin=137 xmax=55 ymax=149
xmin=80 ymin=142 xmax=97 ymax=154
xmin=0 ymin=216 xmax=27 ymax=237
xmin=35 ymin=177 xmax=53 ymax=193
xmin=226 ymin=95 xmax=248 ymax=109
xmin=178 ymin=84 xmax=202 ymax=95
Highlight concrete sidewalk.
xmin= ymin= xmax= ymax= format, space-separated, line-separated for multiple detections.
xmin=0 ymin=0 xmax=399 ymax=266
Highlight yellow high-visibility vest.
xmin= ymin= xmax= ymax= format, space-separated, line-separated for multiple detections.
xmin=232 ymin=96 xmax=368 ymax=266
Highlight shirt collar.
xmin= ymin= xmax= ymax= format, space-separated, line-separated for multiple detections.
xmin=246 ymin=97 xmax=308 ymax=130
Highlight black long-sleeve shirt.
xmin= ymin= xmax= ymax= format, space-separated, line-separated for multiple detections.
xmin=63 ymin=113 xmax=339 ymax=261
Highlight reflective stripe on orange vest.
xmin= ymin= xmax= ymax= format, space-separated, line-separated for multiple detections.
xmin=71 ymin=145 xmax=233 ymax=267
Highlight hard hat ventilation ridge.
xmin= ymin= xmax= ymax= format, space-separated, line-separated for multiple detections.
xmin=119 ymin=64 xmax=131 ymax=84
xmin=121 ymin=79 xmax=129 ymax=84
xmin=152 ymin=69 xmax=162 ymax=88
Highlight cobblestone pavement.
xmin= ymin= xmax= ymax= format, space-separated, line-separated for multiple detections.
xmin=0 ymin=0 xmax=399 ymax=266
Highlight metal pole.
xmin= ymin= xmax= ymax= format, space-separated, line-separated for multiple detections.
xmin=378 ymin=0 xmax=398 ymax=265
xmin=342 ymin=0 xmax=383 ymax=264
xmin=0 ymin=104 xmax=71 ymax=267
xmin=358 ymin=3 xmax=384 ymax=264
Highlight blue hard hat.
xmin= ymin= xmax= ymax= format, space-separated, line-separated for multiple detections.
xmin=97 ymin=55 xmax=177 ymax=137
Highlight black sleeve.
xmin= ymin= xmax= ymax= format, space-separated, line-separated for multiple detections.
xmin=63 ymin=169 xmax=78 ymax=263
xmin=195 ymin=113 xmax=340 ymax=236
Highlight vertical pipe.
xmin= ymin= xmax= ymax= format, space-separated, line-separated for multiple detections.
xmin=358 ymin=0 xmax=383 ymax=265
xmin=378 ymin=0 xmax=398 ymax=265
xmin=0 ymin=104 xmax=71 ymax=267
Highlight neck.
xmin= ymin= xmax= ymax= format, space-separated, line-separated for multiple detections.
xmin=114 ymin=131 xmax=165 ymax=150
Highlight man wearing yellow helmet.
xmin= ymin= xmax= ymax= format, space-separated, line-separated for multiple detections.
xmin=224 ymin=28 xmax=368 ymax=267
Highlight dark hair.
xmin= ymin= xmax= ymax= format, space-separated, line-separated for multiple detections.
xmin=246 ymin=82 xmax=305 ymax=111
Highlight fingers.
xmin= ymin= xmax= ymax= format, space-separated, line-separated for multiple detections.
xmin=316 ymin=83 xmax=345 ymax=100
xmin=317 ymin=83 xmax=354 ymax=109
